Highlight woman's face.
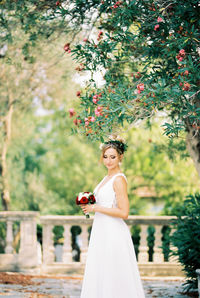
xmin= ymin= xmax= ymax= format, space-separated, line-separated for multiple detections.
xmin=102 ymin=147 xmax=122 ymax=170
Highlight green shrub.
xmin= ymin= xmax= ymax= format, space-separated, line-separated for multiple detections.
xmin=170 ymin=193 xmax=200 ymax=292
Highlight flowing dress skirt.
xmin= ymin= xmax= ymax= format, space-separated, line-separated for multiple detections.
xmin=80 ymin=211 xmax=146 ymax=298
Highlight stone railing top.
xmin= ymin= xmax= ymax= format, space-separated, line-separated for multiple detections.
xmin=127 ymin=215 xmax=177 ymax=225
xmin=40 ymin=215 xmax=178 ymax=225
xmin=0 ymin=212 xmax=178 ymax=225
xmin=40 ymin=215 xmax=94 ymax=225
xmin=0 ymin=211 xmax=39 ymax=222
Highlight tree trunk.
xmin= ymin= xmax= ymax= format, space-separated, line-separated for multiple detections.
xmin=1 ymin=100 xmax=13 ymax=210
xmin=186 ymin=126 xmax=200 ymax=178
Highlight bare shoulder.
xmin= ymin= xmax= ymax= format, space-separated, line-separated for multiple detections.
xmin=113 ymin=175 xmax=127 ymax=189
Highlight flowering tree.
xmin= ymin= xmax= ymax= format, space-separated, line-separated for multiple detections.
xmin=55 ymin=0 xmax=200 ymax=175
xmin=1 ymin=1 xmax=200 ymax=181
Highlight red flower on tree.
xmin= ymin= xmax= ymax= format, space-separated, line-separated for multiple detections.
xmin=73 ymin=118 xmax=78 ymax=125
xmin=85 ymin=118 xmax=90 ymax=126
xmin=112 ymin=1 xmax=122 ymax=9
xmin=75 ymin=63 xmax=85 ymax=71
xmin=176 ymin=49 xmax=186 ymax=61
xmin=157 ymin=17 xmax=164 ymax=23
xmin=135 ymin=72 xmax=142 ymax=79
xmin=97 ymin=31 xmax=103 ymax=41
xmin=64 ymin=43 xmax=71 ymax=53
xmin=137 ymin=83 xmax=144 ymax=94
xmin=69 ymin=108 xmax=76 ymax=117
xmin=179 ymin=49 xmax=186 ymax=57
xmin=76 ymin=91 xmax=81 ymax=97
xmin=95 ymin=106 xmax=103 ymax=117
xmin=183 ymin=82 xmax=190 ymax=91
xmin=154 ymin=24 xmax=160 ymax=31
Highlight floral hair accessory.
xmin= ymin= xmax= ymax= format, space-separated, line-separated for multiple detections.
xmin=100 ymin=139 xmax=128 ymax=154
xmin=105 ymin=140 xmax=128 ymax=153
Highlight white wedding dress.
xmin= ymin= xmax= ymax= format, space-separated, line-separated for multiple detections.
xmin=80 ymin=173 xmax=145 ymax=298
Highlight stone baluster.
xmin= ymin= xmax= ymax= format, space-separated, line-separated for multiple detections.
xmin=19 ymin=218 xmax=38 ymax=267
xmin=138 ymin=225 xmax=149 ymax=263
xmin=169 ymin=227 xmax=179 ymax=263
xmin=5 ymin=220 xmax=13 ymax=254
xmin=42 ymin=224 xmax=55 ymax=264
xmin=80 ymin=224 xmax=89 ymax=263
xmin=153 ymin=225 xmax=164 ymax=263
xmin=63 ymin=224 xmax=72 ymax=263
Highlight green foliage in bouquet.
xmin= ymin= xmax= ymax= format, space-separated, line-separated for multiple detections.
xmin=170 ymin=193 xmax=200 ymax=292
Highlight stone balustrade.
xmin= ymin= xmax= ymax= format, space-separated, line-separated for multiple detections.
xmin=0 ymin=212 xmax=184 ymax=276
xmin=0 ymin=211 xmax=39 ymax=271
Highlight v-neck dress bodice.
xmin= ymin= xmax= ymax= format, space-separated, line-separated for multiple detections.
xmin=80 ymin=173 xmax=146 ymax=298
xmin=93 ymin=173 xmax=127 ymax=209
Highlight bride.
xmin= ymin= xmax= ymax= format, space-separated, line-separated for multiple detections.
xmin=80 ymin=136 xmax=145 ymax=298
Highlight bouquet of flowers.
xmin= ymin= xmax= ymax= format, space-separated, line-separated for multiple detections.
xmin=76 ymin=192 xmax=96 ymax=218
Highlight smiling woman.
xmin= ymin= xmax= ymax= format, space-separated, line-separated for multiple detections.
xmin=79 ymin=135 xmax=145 ymax=298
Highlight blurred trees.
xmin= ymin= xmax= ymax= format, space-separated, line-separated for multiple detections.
xmin=0 ymin=0 xmax=72 ymax=209
xmin=0 ymin=1 xmax=199 ymax=214
xmin=5 ymin=113 xmax=200 ymax=214
xmin=122 ymin=122 xmax=200 ymax=215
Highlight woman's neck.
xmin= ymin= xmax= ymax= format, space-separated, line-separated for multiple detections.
xmin=107 ymin=168 xmax=121 ymax=177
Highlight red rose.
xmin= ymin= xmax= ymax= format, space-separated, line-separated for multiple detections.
xmin=80 ymin=197 xmax=89 ymax=204
xmin=89 ymin=195 xmax=95 ymax=203
xmin=76 ymin=196 xmax=79 ymax=204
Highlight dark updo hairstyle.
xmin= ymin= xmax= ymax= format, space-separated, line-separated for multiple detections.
xmin=100 ymin=135 xmax=128 ymax=160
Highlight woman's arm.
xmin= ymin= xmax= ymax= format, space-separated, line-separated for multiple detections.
xmin=81 ymin=176 xmax=129 ymax=219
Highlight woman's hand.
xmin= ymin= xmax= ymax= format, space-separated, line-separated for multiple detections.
xmin=80 ymin=204 xmax=95 ymax=215
xmin=82 ymin=176 xmax=129 ymax=219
